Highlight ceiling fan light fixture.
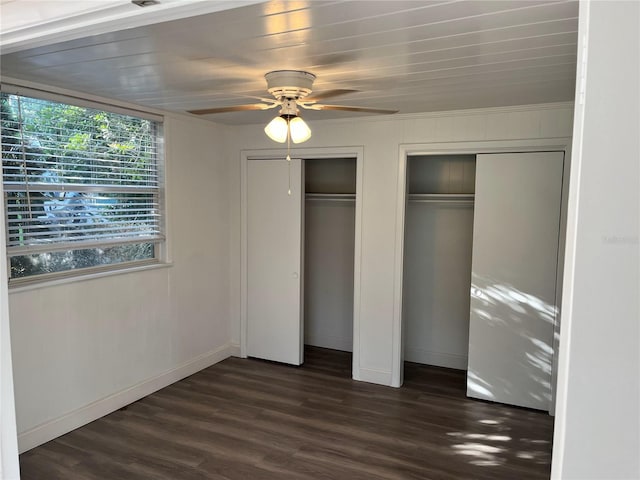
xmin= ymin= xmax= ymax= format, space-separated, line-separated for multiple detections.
xmin=289 ymin=116 xmax=311 ymax=144
xmin=264 ymin=116 xmax=288 ymax=143
xmin=264 ymin=114 xmax=312 ymax=144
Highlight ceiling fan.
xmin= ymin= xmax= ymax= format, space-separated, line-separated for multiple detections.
xmin=187 ymin=70 xmax=398 ymax=143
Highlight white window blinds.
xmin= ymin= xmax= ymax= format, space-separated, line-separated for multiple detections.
xmin=1 ymin=93 xmax=164 ymax=256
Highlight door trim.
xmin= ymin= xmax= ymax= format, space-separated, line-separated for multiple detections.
xmin=240 ymin=146 xmax=364 ymax=380
xmin=392 ymin=139 xmax=572 ymax=410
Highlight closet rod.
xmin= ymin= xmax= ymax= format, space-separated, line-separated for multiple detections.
xmin=408 ymin=193 xmax=474 ymax=204
xmin=306 ymin=193 xmax=356 ymax=202
xmin=409 ymin=199 xmax=474 ymax=205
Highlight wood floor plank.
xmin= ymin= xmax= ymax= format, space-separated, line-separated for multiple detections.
xmin=19 ymin=347 xmax=554 ymax=479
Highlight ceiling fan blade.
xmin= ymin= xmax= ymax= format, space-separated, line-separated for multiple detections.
xmin=188 ymin=103 xmax=278 ymax=115
xmin=306 ymin=104 xmax=398 ymax=114
xmin=303 ymin=89 xmax=358 ymax=102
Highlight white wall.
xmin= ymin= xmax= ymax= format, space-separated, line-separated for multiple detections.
xmin=552 ymin=1 xmax=640 ymax=478
xmin=304 ymin=198 xmax=355 ymax=352
xmin=9 ymin=111 xmax=235 ymax=452
xmin=403 ymin=202 xmax=474 ymax=370
xmin=228 ymin=102 xmax=574 ymax=386
xmin=0 ymin=180 xmax=20 ymax=480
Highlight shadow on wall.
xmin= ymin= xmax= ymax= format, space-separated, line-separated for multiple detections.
xmin=467 ymin=274 xmax=556 ymax=410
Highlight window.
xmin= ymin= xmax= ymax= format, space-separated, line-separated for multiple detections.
xmin=1 ymin=90 xmax=164 ymax=284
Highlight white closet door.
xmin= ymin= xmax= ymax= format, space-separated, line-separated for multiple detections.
xmin=247 ymin=158 xmax=304 ymax=365
xmin=467 ymin=151 xmax=563 ymax=410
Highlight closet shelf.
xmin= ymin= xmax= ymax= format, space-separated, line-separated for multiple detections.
xmin=306 ymin=193 xmax=356 ymax=202
xmin=408 ymin=193 xmax=474 ymax=204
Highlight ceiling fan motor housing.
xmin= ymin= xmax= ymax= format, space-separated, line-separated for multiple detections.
xmin=265 ymin=70 xmax=316 ymax=100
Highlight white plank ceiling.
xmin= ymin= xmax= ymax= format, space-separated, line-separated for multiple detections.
xmin=0 ymin=0 xmax=579 ymax=125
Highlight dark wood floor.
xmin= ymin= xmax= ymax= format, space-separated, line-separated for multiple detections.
xmin=20 ymin=347 xmax=554 ymax=480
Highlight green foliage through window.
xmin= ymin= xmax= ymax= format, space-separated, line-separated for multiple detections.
xmin=1 ymin=92 xmax=163 ymax=281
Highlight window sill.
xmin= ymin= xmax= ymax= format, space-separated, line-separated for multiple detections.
xmin=8 ymin=261 xmax=173 ymax=294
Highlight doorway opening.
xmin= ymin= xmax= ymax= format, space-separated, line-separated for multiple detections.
xmin=401 ymin=154 xmax=476 ymax=377
xmin=303 ymin=157 xmax=357 ymax=378
xmin=395 ymin=148 xmax=567 ymax=415
xmin=241 ymin=148 xmax=364 ymax=380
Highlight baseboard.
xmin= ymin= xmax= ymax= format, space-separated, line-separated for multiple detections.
xmin=404 ymin=347 xmax=467 ymax=370
xmin=18 ymin=343 xmax=235 ymax=453
xmin=228 ymin=342 xmax=241 ymax=357
xmin=305 ymin=335 xmax=353 ymax=353
xmin=354 ymin=367 xmax=393 ymax=386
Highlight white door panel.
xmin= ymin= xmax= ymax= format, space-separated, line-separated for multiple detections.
xmin=467 ymin=151 xmax=563 ymax=410
xmin=247 ymin=159 xmax=303 ymax=365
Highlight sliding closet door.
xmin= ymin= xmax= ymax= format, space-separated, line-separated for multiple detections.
xmin=467 ymin=151 xmax=563 ymax=410
xmin=247 ymin=158 xmax=304 ymax=365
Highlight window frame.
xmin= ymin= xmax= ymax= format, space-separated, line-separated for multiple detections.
xmin=1 ymin=84 xmax=167 ymax=287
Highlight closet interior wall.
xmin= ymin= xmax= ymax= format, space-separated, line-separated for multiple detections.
xmin=304 ymin=158 xmax=356 ymax=353
xmin=402 ymin=155 xmax=476 ymax=370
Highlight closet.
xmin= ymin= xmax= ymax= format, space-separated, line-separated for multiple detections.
xmin=402 ymin=155 xmax=476 ymax=370
xmin=304 ymin=158 xmax=356 ymax=354
xmin=401 ymin=151 xmax=564 ymax=412
xmin=245 ymin=156 xmax=357 ymax=368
